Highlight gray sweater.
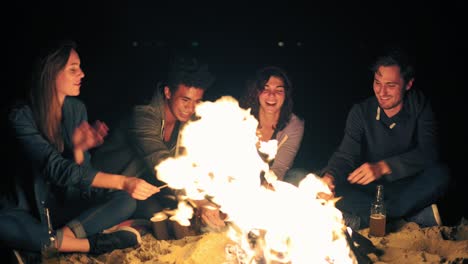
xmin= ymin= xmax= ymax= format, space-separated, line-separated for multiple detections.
xmin=92 ymin=91 xmax=179 ymax=186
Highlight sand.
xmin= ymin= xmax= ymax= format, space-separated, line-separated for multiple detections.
xmin=363 ymin=220 xmax=468 ymax=264
xmin=54 ymin=218 xmax=468 ymax=264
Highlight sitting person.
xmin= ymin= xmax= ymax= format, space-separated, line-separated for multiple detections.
xmin=0 ymin=40 xmax=160 ymax=260
xmin=239 ymin=66 xmax=304 ymax=183
xmin=91 ymin=56 xmax=226 ymax=232
xmin=318 ymin=47 xmax=450 ymax=229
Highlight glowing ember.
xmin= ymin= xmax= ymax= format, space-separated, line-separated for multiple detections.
xmin=156 ymin=96 xmax=357 ymax=263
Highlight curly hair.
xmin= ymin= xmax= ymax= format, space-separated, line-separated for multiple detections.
xmin=239 ymin=66 xmax=294 ymax=131
xmin=165 ymin=56 xmax=215 ymax=93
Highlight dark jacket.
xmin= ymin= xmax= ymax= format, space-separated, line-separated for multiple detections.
xmin=1 ymin=97 xmax=98 ymax=223
xmin=324 ymin=89 xmax=440 ymax=183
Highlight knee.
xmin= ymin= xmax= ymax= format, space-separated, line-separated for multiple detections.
xmin=133 ymin=196 xmax=166 ymax=219
xmin=0 ymin=214 xmax=47 ymax=251
xmin=112 ymin=192 xmax=137 ymax=217
xmin=425 ymin=163 xmax=450 ymax=191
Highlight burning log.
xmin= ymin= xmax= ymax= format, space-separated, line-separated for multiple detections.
xmin=344 ymin=227 xmax=383 ymax=264
xmin=155 ymin=96 xmax=365 ymax=263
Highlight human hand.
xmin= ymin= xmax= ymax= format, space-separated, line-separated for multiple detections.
xmin=122 ymin=177 xmax=160 ymax=200
xmin=317 ymin=173 xmax=335 ymax=200
xmin=72 ymin=120 xmax=109 ymax=151
xmin=347 ymin=161 xmax=390 ymax=185
xmin=93 ymin=120 xmax=109 ymax=140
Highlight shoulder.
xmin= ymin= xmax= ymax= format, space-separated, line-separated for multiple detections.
xmin=405 ymin=89 xmax=430 ymax=113
xmin=356 ymin=96 xmax=376 ymax=110
xmin=279 ymin=113 xmax=304 ymax=137
xmin=6 ymin=102 xmax=37 ymax=136
xmin=350 ymin=96 xmax=377 ymax=118
xmin=288 ymin=113 xmax=305 ymax=129
xmin=133 ymin=92 xmax=165 ymax=121
xmin=133 ymin=104 xmax=161 ymax=119
xmin=134 ymin=91 xmax=164 ymax=113
xmin=130 ymin=102 xmax=164 ymax=129
xmin=149 ymin=90 xmax=165 ymax=106
xmin=8 ymin=101 xmax=33 ymax=123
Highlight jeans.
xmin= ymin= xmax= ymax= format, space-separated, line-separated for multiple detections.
xmin=132 ymin=190 xmax=178 ymax=220
xmin=282 ymin=164 xmax=449 ymax=228
xmin=0 ymin=189 xmax=136 ymax=252
xmin=283 ymin=167 xmax=312 ymax=187
xmin=0 ymin=209 xmax=48 ymax=252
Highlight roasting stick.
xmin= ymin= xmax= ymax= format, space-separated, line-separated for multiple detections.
xmin=277 ymin=135 xmax=288 ymax=149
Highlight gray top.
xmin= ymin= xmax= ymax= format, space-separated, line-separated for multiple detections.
xmin=92 ymin=90 xmax=178 ymax=186
xmin=272 ymin=113 xmax=305 ymax=180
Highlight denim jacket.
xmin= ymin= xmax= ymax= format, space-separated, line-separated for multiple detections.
xmin=2 ymin=97 xmax=98 ymax=223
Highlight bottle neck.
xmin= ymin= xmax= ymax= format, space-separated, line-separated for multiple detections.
xmin=43 ymin=207 xmax=58 ymax=249
xmin=375 ymin=185 xmax=384 ymax=203
xmin=45 ymin=208 xmax=53 ymax=233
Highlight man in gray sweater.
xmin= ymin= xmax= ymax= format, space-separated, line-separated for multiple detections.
xmin=92 ymin=57 xmax=227 ymax=231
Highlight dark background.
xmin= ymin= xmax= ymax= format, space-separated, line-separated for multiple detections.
xmin=5 ymin=2 xmax=466 ymax=225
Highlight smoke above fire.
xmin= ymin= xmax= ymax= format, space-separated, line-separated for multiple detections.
xmin=156 ymin=96 xmax=357 ymax=263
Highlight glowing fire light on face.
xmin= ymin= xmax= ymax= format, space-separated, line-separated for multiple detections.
xmin=156 ymin=96 xmax=357 ymax=263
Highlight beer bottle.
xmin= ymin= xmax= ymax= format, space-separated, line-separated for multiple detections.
xmin=41 ymin=206 xmax=60 ymax=263
xmin=369 ymin=185 xmax=386 ymax=237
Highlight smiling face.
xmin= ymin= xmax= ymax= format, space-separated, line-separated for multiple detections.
xmin=164 ymin=84 xmax=205 ymax=122
xmin=373 ymin=65 xmax=413 ymax=117
xmin=55 ymin=49 xmax=85 ymax=102
xmin=258 ymin=76 xmax=286 ymax=115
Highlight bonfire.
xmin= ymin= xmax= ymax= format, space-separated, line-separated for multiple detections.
xmin=57 ymin=96 xmax=468 ymax=264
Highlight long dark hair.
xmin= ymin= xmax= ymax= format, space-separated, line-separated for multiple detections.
xmin=29 ymin=40 xmax=77 ymax=152
xmin=240 ymin=66 xmax=294 ymax=131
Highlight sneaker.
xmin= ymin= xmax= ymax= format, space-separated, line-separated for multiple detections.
xmin=104 ymin=219 xmax=152 ymax=236
xmin=89 ymin=226 xmax=141 ymax=255
xmin=405 ymin=204 xmax=443 ymax=227
xmin=12 ymin=250 xmax=25 ymax=264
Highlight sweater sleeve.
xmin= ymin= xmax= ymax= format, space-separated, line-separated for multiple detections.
xmin=324 ymin=104 xmax=364 ymax=183
xmin=9 ymin=106 xmax=98 ymax=190
xmin=271 ymin=115 xmax=304 ymax=180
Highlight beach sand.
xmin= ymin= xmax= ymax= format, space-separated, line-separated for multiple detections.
xmin=55 ymin=218 xmax=468 ymax=264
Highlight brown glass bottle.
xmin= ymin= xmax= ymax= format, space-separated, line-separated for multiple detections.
xmin=369 ymin=185 xmax=386 ymax=237
xmin=41 ymin=207 xmax=60 ymax=263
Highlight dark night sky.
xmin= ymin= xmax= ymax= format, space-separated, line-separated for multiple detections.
xmin=5 ymin=2 xmax=466 ymax=223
